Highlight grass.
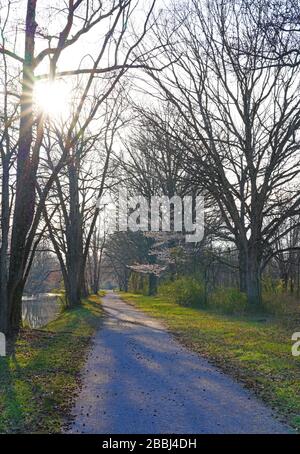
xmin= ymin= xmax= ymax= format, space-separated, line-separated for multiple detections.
xmin=120 ymin=292 xmax=300 ymax=431
xmin=0 ymin=295 xmax=103 ymax=434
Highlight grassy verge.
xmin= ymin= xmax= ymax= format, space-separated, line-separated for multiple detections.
xmin=120 ymin=292 xmax=300 ymax=431
xmin=0 ymin=295 xmax=103 ymax=434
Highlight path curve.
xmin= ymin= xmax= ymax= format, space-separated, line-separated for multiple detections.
xmin=67 ymin=292 xmax=291 ymax=434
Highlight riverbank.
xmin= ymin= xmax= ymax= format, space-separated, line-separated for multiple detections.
xmin=119 ymin=292 xmax=300 ymax=431
xmin=0 ymin=295 xmax=103 ymax=433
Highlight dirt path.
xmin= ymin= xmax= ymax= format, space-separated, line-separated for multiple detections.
xmin=67 ymin=292 xmax=291 ymax=434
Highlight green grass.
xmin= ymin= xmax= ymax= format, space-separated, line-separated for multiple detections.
xmin=120 ymin=292 xmax=300 ymax=431
xmin=0 ymin=295 xmax=103 ymax=434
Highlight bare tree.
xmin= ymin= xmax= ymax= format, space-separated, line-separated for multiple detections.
xmin=0 ymin=0 xmax=157 ymax=334
xmin=242 ymin=0 xmax=300 ymax=68
xmin=87 ymin=226 xmax=106 ymax=294
xmin=0 ymin=0 xmax=19 ymax=333
xmin=41 ymin=93 xmax=125 ymax=307
xmin=141 ymin=0 xmax=300 ymax=307
xmin=121 ymin=103 xmax=188 ymax=199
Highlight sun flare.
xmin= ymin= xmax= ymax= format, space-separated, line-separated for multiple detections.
xmin=34 ymin=80 xmax=71 ymax=119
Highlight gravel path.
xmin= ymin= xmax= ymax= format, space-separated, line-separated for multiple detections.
xmin=67 ymin=292 xmax=291 ymax=434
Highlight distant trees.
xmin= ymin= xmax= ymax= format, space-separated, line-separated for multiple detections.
xmin=42 ymin=94 xmax=124 ymax=307
xmin=105 ymin=231 xmax=154 ymax=292
xmin=25 ymin=244 xmax=61 ymax=295
xmin=265 ymin=216 xmax=300 ymax=295
xmin=121 ymin=104 xmax=188 ymax=199
xmin=115 ymin=106 xmax=198 ymax=288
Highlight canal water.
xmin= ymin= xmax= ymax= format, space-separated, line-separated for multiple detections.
xmin=22 ymin=294 xmax=61 ymax=329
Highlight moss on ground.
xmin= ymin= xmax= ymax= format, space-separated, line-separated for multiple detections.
xmin=120 ymin=292 xmax=300 ymax=431
xmin=0 ymin=295 xmax=103 ymax=434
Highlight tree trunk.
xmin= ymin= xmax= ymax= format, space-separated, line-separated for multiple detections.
xmin=9 ymin=282 xmax=25 ymax=331
xmin=65 ymin=275 xmax=81 ymax=308
xmin=65 ymin=160 xmax=83 ymax=307
xmin=148 ymin=273 xmax=157 ymax=296
xmin=246 ymin=248 xmax=262 ymax=309
xmin=81 ymin=274 xmax=89 ymax=298
xmin=238 ymin=248 xmax=247 ymax=294
xmin=7 ymin=0 xmax=38 ymax=334
xmin=0 ymin=156 xmax=10 ymax=334
xmin=239 ymin=244 xmax=262 ymax=308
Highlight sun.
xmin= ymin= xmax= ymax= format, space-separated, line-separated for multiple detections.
xmin=34 ymin=79 xmax=71 ymax=119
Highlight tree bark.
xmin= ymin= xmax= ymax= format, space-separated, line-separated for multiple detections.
xmin=148 ymin=273 xmax=157 ymax=296
xmin=238 ymin=247 xmax=247 ymax=294
xmin=64 ymin=159 xmax=83 ymax=307
xmin=239 ymin=244 xmax=262 ymax=308
xmin=7 ymin=0 xmax=38 ymax=334
xmin=0 ymin=155 xmax=10 ymax=334
xmin=246 ymin=248 xmax=262 ymax=308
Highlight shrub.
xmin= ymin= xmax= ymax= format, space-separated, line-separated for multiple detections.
xmin=262 ymin=276 xmax=285 ymax=294
xmin=262 ymin=292 xmax=297 ymax=316
xmin=128 ymin=272 xmax=149 ymax=295
xmin=209 ymin=287 xmax=247 ymax=314
xmin=159 ymin=276 xmax=206 ymax=307
xmin=261 ymin=277 xmax=298 ymax=315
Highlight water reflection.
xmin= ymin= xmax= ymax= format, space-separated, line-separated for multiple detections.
xmin=22 ymin=294 xmax=60 ymax=329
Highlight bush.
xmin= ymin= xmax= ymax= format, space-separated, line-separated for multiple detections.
xmin=159 ymin=276 xmax=206 ymax=307
xmin=209 ymin=287 xmax=247 ymax=314
xmin=262 ymin=276 xmax=285 ymax=294
xmin=128 ymin=272 xmax=149 ymax=295
xmin=262 ymin=292 xmax=297 ymax=316
xmin=261 ymin=277 xmax=298 ymax=315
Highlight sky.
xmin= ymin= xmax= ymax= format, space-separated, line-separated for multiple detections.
xmin=0 ymin=0 xmax=164 ymax=76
